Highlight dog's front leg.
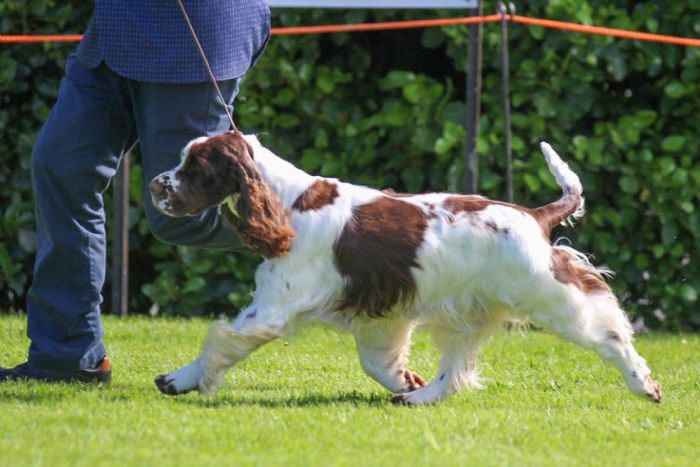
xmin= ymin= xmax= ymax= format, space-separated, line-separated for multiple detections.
xmin=353 ymin=319 xmax=426 ymax=394
xmin=155 ymin=305 xmax=286 ymax=396
xmin=392 ymin=325 xmax=483 ymax=405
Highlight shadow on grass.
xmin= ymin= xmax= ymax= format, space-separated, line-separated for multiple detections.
xmin=0 ymin=383 xmax=110 ymax=404
xmin=174 ymin=389 xmax=393 ymax=409
xmin=0 ymin=382 xmax=157 ymax=405
xmin=0 ymin=383 xmax=394 ymax=408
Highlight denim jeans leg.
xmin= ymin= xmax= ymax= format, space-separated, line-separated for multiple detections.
xmin=27 ymin=55 xmax=134 ymax=373
xmin=129 ymin=76 xmax=246 ymax=250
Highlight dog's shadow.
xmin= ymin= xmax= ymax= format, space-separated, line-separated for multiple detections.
xmin=175 ymin=389 xmax=391 ymax=409
xmin=0 ymin=380 xmax=396 ymax=407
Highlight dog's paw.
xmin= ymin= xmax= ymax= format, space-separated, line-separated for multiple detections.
xmin=154 ymin=361 xmax=203 ymax=396
xmin=645 ymin=376 xmax=662 ymax=403
xmin=401 ymin=370 xmax=427 ymax=392
xmin=391 ymin=393 xmax=412 ymax=405
xmin=390 ymin=387 xmax=439 ymax=406
xmin=154 ymin=374 xmax=185 ymax=396
xmin=390 ymin=390 xmax=434 ymax=406
xmin=627 ymin=370 xmax=663 ymax=404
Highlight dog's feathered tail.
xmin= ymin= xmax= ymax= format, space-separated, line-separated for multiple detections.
xmin=533 ymin=142 xmax=585 ymax=234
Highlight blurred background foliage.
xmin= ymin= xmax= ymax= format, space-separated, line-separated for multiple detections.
xmin=1 ymin=1 xmax=699 ymax=329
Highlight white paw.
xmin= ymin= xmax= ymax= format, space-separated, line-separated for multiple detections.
xmin=625 ymin=369 xmax=663 ymax=403
xmin=154 ymin=360 xmax=203 ymax=396
xmin=645 ymin=376 xmax=663 ymax=403
xmin=390 ymin=386 xmax=441 ymax=405
xmin=634 ymin=375 xmax=662 ymax=403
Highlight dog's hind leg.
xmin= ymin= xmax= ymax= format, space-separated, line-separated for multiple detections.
xmin=528 ymin=286 xmax=662 ymax=403
xmin=391 ymin=325 xmax=484 ymax=405
xmin=353 ymin=319 xmax=426 ymax=394
xmin=155 ymin=305 xmax=287 ymax=396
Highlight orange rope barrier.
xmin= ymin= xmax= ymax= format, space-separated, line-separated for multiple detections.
xmin=511 ymin=15 xmax=700 ymax=48
xmin=1 ymin=14 xmax=699 ymax=47
xmin=270 ymin=14 xmax=501 ymax=35
xmin=0 ymin=34 xmax=83 ymax=43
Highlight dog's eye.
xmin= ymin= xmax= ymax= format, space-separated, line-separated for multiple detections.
xmin=183 ymin=161 xmax=204 ymax=176
xmin=185 ymin=154 xmax=212 ymax=175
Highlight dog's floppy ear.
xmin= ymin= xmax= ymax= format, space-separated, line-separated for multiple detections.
xmin=224 ymin=135 xmax=295 ymax=258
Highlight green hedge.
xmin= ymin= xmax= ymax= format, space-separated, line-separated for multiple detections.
xmin=1 ymin=1 xmax=699 ymax=329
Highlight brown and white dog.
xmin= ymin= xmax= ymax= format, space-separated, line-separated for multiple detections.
xmin=149 ymin=131 xmax=662 ymax=404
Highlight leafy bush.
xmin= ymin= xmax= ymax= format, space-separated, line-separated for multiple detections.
xmin=1 ymin=1 xmax=699 ymax=329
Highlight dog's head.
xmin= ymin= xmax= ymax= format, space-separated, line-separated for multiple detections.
xmin=149 ymin=131 xmax=294 ymax=258
xmin=150 ymin=131 xmax=251 ymax=217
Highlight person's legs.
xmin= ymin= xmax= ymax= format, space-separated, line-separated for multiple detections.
xmin=24 ymin=55 xmax=134 ymax=375
xmin=129 ymin=77 xmax=245 ymax=249
xmin=6 ymin=62 xmax=247 ymax=382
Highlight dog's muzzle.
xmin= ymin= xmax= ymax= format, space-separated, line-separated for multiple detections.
xmin=150 ymin=175 xmax=178 ymax=216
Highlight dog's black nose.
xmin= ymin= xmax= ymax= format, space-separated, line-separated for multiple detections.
xmin=150 ymin=179 xmax=163 ymax=195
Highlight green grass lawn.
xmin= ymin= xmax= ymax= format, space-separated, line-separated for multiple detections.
xmin=1 ymin=315 xmax=698 ymax=466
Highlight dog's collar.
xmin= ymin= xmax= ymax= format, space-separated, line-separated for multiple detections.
xmin=225 ymin=194 xmax=240 ymax=217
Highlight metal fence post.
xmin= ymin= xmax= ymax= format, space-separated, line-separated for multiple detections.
xmin=111 ymin=150 xmax=130 ymax=317
xmin=499 ymin=2 xmax=514 ymax=202
xmin=464 ymin=2 xmax=483 ymax=193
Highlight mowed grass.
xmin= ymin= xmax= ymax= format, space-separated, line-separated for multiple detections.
xmin=0 ymin=315 xmax=698 ymax=467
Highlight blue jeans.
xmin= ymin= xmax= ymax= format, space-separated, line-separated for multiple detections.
xmin=27 ymin=55 xmax=244 ymax=375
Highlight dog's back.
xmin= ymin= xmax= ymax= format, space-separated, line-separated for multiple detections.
xmin=328 ymin=143 xmax=586 ymax=321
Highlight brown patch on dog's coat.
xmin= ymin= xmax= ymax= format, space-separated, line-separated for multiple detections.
xmin=443 ymin=195 xmax=495 ymax=214
xmin=484 ymin=221 xmax=499 ymax=233
xmin=334 ymin=197 xmax=428 ymax=318
xmin=533 ymin=194 xmax=581 ymax=235
xmin=292 ymin=179 xmax=339 ymax=212
xmin=550 ymin=248 xmax=611 ymax=294
xmin=382 ymin=188 xmax=415 ymax=198
xmin=444 ymin=194 xmax=581 ymax=242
